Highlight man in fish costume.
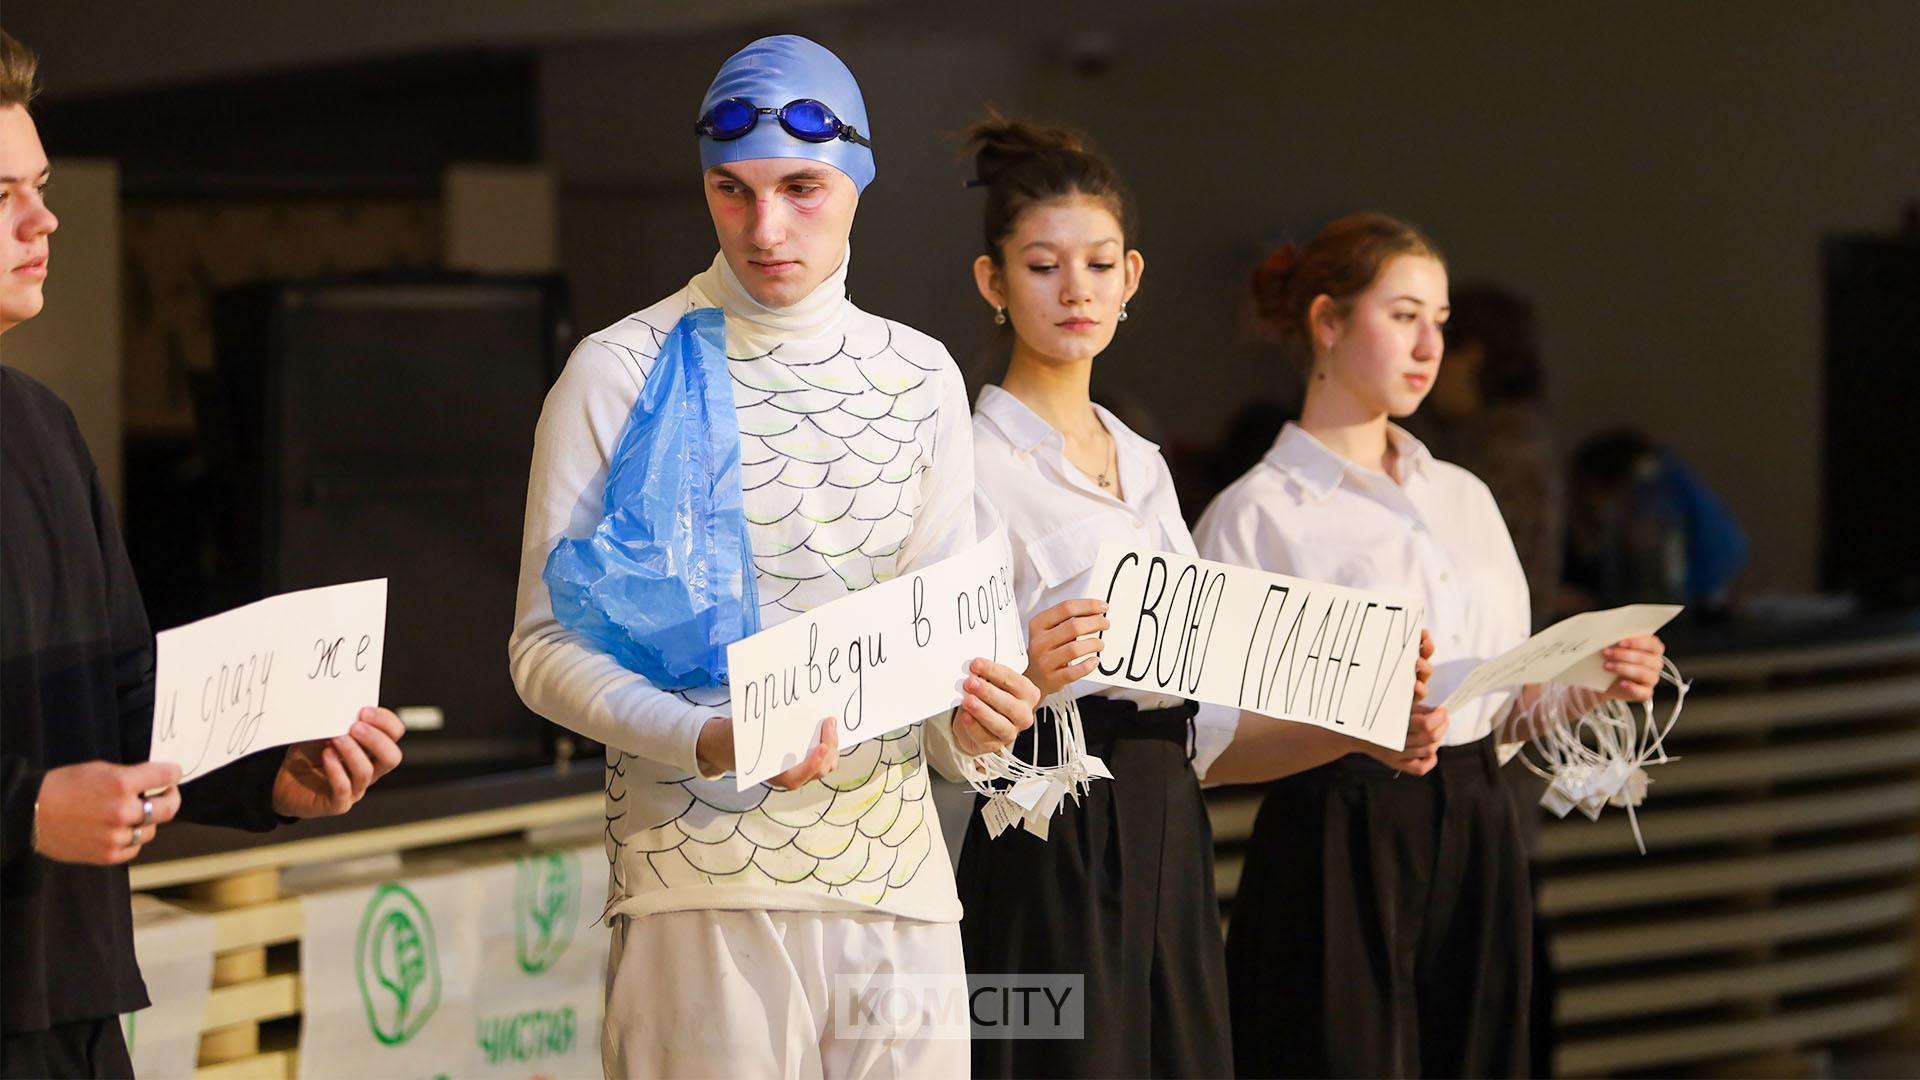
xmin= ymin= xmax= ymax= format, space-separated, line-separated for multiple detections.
xmin=509 ymin=34 xmax=1038 ymax=1078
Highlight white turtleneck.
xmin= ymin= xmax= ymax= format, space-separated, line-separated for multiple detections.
xmin=510 ymin=248 xmax=978 ymax=923
xmin=688 ymin=247 xmax=852 ymax=355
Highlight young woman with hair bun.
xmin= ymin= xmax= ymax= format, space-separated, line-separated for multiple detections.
xmin=1194 ymin=213 xmax=1667 ymax=1078
xmin=952 ymin=119 xmax=1440 ymax=1078
xmin=953 ymin=114 xmax=1237 ymax=1078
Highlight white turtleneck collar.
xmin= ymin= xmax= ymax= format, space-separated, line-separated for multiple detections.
xmin=687 ymin=245 xmax=853 ymax=358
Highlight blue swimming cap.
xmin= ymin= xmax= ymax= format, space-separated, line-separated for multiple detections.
xmin=697 ymin=35 xmax=875 ymax=192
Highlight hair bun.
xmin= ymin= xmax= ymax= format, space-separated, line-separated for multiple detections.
xmin=1249 ymin=241 xmax=1302 ymax=327
xmin=965 ymin=109 xmax=1088 ymax=187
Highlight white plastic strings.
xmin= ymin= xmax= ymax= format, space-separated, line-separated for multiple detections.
xmin=1513 ymin=658 xmax=1691 ymax=854
xmin=966 ymin=691 xmax=1110 ymax=841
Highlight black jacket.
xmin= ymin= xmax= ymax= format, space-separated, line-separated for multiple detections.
xmin=2 ymin=367 xmax=283 ymax=1034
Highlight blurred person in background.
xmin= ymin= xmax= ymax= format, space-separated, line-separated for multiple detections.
xmin=1562 ymin=427 xmax=1748 ymax=616
xmin=1407 ymin=282 xmax=1561 ymax=630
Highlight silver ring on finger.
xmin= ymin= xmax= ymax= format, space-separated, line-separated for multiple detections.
xmin=127 ymin=825 xmax=144 ymax=848
xmin=140 ymin=798 xmax=154 ymax=827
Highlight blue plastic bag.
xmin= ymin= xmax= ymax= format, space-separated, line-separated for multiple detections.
xmin=543 ymin=307 xmax=760 ymax=690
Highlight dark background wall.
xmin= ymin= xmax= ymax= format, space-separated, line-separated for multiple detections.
xmin=11 ymin=0 xmax=1920 ymax=595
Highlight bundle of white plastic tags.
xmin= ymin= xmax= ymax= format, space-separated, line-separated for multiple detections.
xmin=1512 ymin=656 xmax=1690 ymax=854
xmin=966 ymin=690 xmax=1111 ymax=840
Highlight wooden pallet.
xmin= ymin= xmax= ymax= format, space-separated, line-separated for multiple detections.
xmin=130 ymin=792 xmax=601 ymax=1079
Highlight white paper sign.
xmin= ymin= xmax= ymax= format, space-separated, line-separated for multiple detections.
xmin=1440 ymin=603 xmax=1683 ymax=712
xmin=149 ymin=579 xmax=387 ymax=782
xmin=726 ymin=529 xmax=1027 ymax=788
xmin=299 ymin=869 xmax=479 ymax=1079
xmin=1085 ymin=546 xmax=1426 ymax=751
xmin=120 ymin=895 xmax=216 ymax=1080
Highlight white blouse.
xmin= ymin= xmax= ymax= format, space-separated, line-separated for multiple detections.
xmin=1193 ymin=422 xmax=1530 ymax=747
xmin=972 ymin=384 xmax=1239 ymax=778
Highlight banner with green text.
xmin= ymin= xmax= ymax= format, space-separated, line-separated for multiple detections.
xmin=470 ymin=848 xmax=607 ymax=1079
xmin=297 ymin=846 xmax=608 ymax=1079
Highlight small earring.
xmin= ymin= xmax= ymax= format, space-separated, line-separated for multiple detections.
xmin=993 ymin=305 xmax=1007 ymax=326
xmin=1118 ymin=302 xmax=1129 ymax=323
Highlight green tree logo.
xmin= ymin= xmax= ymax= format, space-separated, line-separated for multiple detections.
xmin=354 ymin=883 xmax=442 ymax=1045
xmin=513 ymin=852 xmax=580 ymax=975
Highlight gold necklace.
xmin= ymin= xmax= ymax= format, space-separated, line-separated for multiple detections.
xmin=1095 ymin=430 xmax=1118 ymax=490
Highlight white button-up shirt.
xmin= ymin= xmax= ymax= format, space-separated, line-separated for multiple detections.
xmin=973 ymin=384 xmax=1238 ymax=777
xmin=1193 ymin=422 xmax=1530 ymax=746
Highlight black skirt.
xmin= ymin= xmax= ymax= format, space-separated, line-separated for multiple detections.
xmin=956 ymin=696 xmax=1233 ymax=1079
xmin=1225 ymin=736 xmax=1533 ymax=1079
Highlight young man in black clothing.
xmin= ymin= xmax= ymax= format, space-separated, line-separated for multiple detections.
xmin=0 ymin=31 xmax=407 ymax=1078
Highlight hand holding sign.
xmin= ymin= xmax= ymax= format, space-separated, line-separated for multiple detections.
xmin=1388 ymin=705 xmax=1451 ymax=775
xmin=1413 ymin=628 xmax=1435 ymax=704
xmin=949 ymin=657 xmax=1041 ymax=757
xmin=1594 ymin=636 xmax=1668 ymax=703
xmin=1023 ymin=599 xmax=1110 ymax=696
xmin=1373 ymin=630 xmax=1445 ymax=775
xmin=31 ymin=760 xmax=183 ymax=864
xmin=271 ymin=706 xmax=407 ymax=817
xmin=699 ymin=715 xmax=843 ymax=790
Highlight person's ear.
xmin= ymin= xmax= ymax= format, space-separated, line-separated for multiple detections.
xmin=973 ymin=255 xmax=1006 ymax=312
xmin=1308 ymin=293 xmax=1343 ymax=352
xmin=1122 ymin=249 xmax=1145 ymax=304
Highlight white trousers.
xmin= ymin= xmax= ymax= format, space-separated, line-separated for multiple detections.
xmin=603 ymin=909 xmax=969 ymax=1080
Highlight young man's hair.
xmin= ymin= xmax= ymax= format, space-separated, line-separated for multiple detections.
xmin=1 ymin=31 xmax=39 ymax=110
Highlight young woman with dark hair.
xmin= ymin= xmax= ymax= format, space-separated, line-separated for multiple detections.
xmin=952 ymin=120 xmax=1440 ymax=1078
xmin=952 ymin=114 xmax=1233 ymax=1078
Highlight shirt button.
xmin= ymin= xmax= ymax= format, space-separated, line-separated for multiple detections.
xmin=1439 ymin=571 xmax=1451 ymax=583
xmin=1131 ymin=517 xmax=1144 ymax=529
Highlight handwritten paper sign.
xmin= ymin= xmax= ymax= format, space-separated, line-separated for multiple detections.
xmin=1086 ymin=546 xmax=1425 ymax=751
xmin=1441 ymin=603 xmax=1683 ymax=712
xmin=149 ymin=579 xmax=387 ymax=782
xmin=726 ymin=529 xmax=1026 ymax=789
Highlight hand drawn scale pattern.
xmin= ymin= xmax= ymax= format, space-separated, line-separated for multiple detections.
xmin=593 ymin=303 xmax=946 ymax=907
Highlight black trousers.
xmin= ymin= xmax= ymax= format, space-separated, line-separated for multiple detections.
xmin=1 ymin=1019 xmax=133 ymax=1080
xmin=1226 ymin=736 xmax=1532 ymax=1079
xmin=957 ymin=698 xmax=1233 ymax=1079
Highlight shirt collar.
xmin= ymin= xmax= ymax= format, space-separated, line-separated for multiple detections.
xmin=1262 ymin=421 xmax=1434 ymax=499
xmin=1389 ymin=423 xmax=1436 ymax=479
xmin=975 ymin=383 xmax=1160 ymax=457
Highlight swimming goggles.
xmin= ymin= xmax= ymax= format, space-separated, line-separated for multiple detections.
xmin=694 ymin=97 xmax=872 ymax=147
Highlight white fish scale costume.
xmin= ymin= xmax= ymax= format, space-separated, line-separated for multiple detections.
xmin=511 ymin=249 xmax=975 ymax=923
